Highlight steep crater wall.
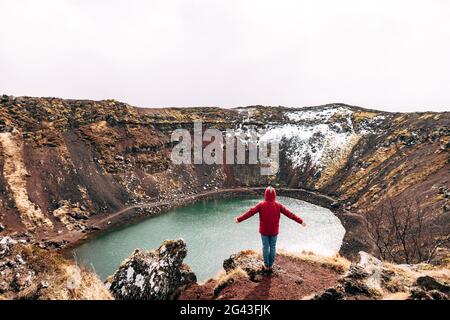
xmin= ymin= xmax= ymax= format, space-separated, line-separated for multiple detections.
xmin=0 ymin=96 xmax=448 ymax=261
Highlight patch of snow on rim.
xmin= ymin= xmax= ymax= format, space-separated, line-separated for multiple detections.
xmin=260 ymin=106 xmax=362 ymax=171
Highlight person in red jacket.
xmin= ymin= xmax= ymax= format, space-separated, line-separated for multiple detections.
xmin=234 ymin=186 xmax=306 ymax=273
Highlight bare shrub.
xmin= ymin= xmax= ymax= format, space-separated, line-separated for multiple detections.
xmin=365 ymin=198 xmax=449 ymax=264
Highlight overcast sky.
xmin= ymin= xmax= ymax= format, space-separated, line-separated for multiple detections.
xmin=1 ymin=0 xmax=449 ymax=112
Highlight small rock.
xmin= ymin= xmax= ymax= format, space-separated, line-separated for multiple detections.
xmin=0 ymin=237 xmax=17 ymax=259
xmin=0 ymin=237 xmax=17 ymax=246
xmin=428 ymin=290 xmax=449 ymax=300
xmin=68 ymin=211 xmax=88 ymax=220
xmin=15 ymin=255 xmax=25 ymax=265
xmin=408 ymin=288 xmax=433 ymax=300
xmin=341 ymin=278 xmax=371 ymax=295
xmin=213 ymin=278 xmax=234 ymax=297
xmin=11 ymin=271 xmax=34 ymax=292
xmin=357 ymin=251 xmax=382 ymax=289
xmin=39 ymin=240 xmax=68 ymax=250
xmin=0 ymin=281 xmax=8 ymax=293
xmin=330 ymin=201 xmax=340 ymax=210
xmin=415 ymin=276 xmax=450 ymax=295
xmin=438 ymin=186 xmax=448 ymax=194
xmin=253 ymin=274 xmax=264 ymax=282
xmin=313 ymin=287 xmax=344 ymax=300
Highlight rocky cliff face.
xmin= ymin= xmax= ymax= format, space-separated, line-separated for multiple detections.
xmin=0 ymin=95 xmax=448 ymax=260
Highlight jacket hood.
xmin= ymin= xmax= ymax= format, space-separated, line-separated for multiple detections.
xmin=264 ymin=186 xmax=276 ymax=202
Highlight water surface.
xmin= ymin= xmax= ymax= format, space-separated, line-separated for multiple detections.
xmin=72 ymin=197 xmax=345 ymax=282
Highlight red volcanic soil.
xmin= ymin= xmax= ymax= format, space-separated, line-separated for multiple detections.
xmin=180 ymin=254 xmax=341 ymax=300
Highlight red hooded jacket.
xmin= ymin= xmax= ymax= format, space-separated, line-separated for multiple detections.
xmin=236 ymin=187 xmax=303 ymax=236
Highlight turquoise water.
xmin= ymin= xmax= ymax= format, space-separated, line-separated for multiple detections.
xmin=72 ymin=197 xmax=345 ymax=282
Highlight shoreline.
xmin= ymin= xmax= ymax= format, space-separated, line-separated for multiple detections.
xmin=57 ymin=187 xmax=377 ymax=261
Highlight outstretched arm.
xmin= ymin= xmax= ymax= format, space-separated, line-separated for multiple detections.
xmin=235 ymin=203 xmax=261 ymax=223
xmin=280 ymin=204 xmax=305 ymax=225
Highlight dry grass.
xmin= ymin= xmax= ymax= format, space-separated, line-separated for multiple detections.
xmin=376 ymin=261 xmax=450 ymax=299
xmin=338 ymin=143 xmax=398 ymax=200
xmin=351 ymin=111 xmax=379 ymax=122
xmin=279 ymin=250 xmax=351 ymax=274
xmin=214 ymin=268 xmax=247 ymax=287
xmin=42 ymin=267 xmax=112 ymax=300
xmin=393 ymin=115 xmax=407 ymax=124
xmin=384 ymin=155 xmax=447 ymax=200
xmin=289 ymin=251 xmax=449 ymax=300
xmin=382 ymin=292 xmax=410 ymax=300
xmin=418 ymin=114 xmax=434 ymax=120
xmin=5 ymin=244 xmax=112 ymax=300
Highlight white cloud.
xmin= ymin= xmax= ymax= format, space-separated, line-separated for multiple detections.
xmin=0 ymin=0 xmax=449 ymax=112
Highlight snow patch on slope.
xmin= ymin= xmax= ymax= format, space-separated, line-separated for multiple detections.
xmin=285 ymin=106 xmax=352 ymax=123
xmin=260 ymin=106 xmax=383 ymax=173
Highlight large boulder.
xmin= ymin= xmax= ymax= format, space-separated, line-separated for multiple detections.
xmin=357 ymin=251 xmax=382 ymax=289
xmin=338 ymin=212 xmax=379 ymax=261
xmin=107 ymin=239 xmax=196 ymax=300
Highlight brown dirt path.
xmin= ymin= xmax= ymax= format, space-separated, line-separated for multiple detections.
xmin=180 ymin=254 xmax=341 ymax=300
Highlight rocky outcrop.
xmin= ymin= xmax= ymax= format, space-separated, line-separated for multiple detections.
xmin=408 ymin=276 xmax=450 ymax=300
xmin=336 ymin=212 xmax=379 ymax=261
xmin=415 ymin=275 xmax=450 ymax=294
xmin=223 ymin=250 xmax=267 ymax=281
xmin=107 ymin=239 xmax=196 ymax=300
xmin=313 ymin=251 xmax=450 ymax=300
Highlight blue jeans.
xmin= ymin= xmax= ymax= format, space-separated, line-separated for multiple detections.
xmin=261 ymin=235 xmax=277 ymax=268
